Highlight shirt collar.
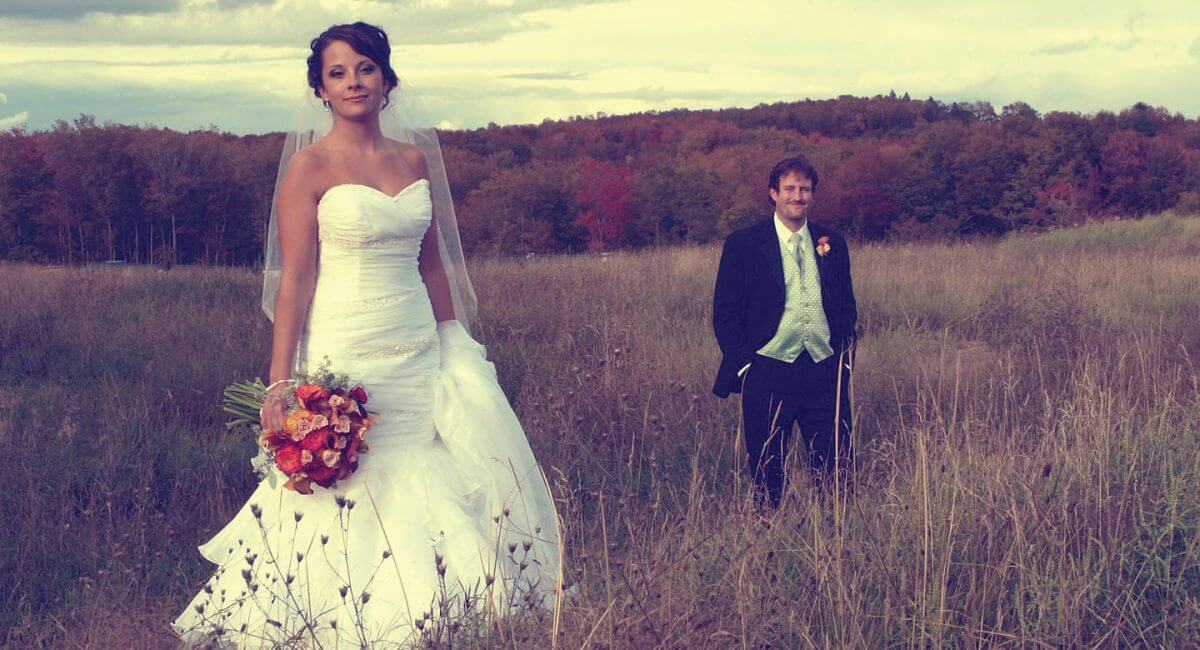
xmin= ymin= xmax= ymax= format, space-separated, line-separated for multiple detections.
xmin=773 ymin=213 xmax=809 ymax=249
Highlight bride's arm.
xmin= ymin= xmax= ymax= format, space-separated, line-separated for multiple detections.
xmin=267 ymin=152 xmax=321 ymax=392
xmin=409 ymin=148 xmax=457 ymax=323
xmin=419 ymin=220 xmax=457 ymax=323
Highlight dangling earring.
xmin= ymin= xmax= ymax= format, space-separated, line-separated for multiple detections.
xmin=323 ymin=100 xmax=332 ymax=111
xmin=383 ymin=81 xmax=398 ymax=111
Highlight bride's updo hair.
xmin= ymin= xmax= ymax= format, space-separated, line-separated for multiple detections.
xmin=306 ymin=22 xmax=400 ymax=107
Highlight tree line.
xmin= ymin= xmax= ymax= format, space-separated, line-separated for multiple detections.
xmin=1 ymin=94 xmax=1198 ymax=265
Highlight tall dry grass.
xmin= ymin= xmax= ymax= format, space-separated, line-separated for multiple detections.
xmin=2 ymin=213 xmax=1200 ymax=647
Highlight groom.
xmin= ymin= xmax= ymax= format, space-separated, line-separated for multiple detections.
xmin=712 ymin=155 xmax=858 ymax=507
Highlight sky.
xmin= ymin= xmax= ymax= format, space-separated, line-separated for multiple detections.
xmin=0 ymin=0 xmax=1198 ymax=135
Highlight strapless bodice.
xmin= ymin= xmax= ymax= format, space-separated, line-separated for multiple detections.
xmin=297 ymin=178 xmax=437 ymax=383
xmin=309 ymin=179 xmax=432 ymax=311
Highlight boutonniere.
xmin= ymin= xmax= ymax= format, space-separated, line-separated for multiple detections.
xmin=816 ymin=236 xmax=832 ymax=257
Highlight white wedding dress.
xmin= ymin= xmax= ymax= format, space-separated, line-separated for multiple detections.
xmin=173 ymin=179 xmax=560 ymax=648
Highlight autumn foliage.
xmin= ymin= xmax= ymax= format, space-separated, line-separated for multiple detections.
xmin=1 ymin=95 xmax=1198 ymax=263
xmin=573 ymin=158 xmax=633 ymax=250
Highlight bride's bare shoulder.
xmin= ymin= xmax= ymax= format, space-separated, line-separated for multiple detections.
xmin=383 ymin=139 xmax=429 ymax=177
xmin=280 ymin=143 xmax=332 ymax=200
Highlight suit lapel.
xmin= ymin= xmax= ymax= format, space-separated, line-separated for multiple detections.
xmin=756 ymin=219 xmax=785 ymax=292
xmin=808 ymin=221 xmax=834 ymax=294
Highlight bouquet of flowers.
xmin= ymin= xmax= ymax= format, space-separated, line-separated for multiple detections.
xmin=222 ymin=361 xmax=375 ymax=495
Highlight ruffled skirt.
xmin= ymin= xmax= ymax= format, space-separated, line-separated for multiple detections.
xmin=172 ymin=322 xmax=560 ymax=648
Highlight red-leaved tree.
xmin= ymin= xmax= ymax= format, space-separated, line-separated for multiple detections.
xmin=574 ymin=158 xmax=632 ymax=251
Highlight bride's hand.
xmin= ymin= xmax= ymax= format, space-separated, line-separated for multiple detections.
xmin=259 ymin=387 xmax=290 ymax=432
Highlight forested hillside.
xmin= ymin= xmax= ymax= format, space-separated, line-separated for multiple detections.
xmin=1 ymin=94 xmax=1197 ymax=264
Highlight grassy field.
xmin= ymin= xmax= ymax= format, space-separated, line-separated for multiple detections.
xmin=2 ymin=213 xmax=1200 ymax=647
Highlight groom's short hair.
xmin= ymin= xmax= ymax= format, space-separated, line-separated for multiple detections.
xmin=768 ymin=156 xmax=820 ymax=197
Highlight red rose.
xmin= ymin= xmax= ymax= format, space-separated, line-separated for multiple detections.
xmin=294 ymin=384 xmax=330 ymax=410
xmin=300 ymin=427 xmax=331 ymax=452
xmin=349 ymin=386 xmax=368 ymax=405
xmin=307 ymin=464 xmax=336 ymax=487
xmin=274 ymin=445 xmax=303 ymax=475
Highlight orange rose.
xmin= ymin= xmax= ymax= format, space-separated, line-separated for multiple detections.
xmin=300 ymin=427 xmax=331 ymax=452
xmin=274 ymin=445 xmax=303 ymax=475
xmin=294 ymin=385 xmax=329 ymax=410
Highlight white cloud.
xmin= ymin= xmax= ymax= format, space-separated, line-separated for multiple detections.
xmin=0 ymin=111 xmax=30 ymax=129
xmin=0 ymin=0 xmax=614 ymax=46
xmin=1 ymin=0 xmax=1199 ymax=133
xmin=0 ymin=0 xmax=176 ymax=20
xmin=1033 ymin=35 xmax=1141 ymax=56
xmin=0 ymin=92 xmax=7 ymax=103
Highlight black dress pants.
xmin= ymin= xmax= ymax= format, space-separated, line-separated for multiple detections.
xmin=740 ymin=350 xmax=853 ymax=507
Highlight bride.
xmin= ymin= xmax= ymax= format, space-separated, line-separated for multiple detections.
xmin=173 ymin=22 xmax=561 ymax=647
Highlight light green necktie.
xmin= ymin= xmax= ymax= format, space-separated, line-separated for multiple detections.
xmin=789 ymin=232 xmax=804 ymax=269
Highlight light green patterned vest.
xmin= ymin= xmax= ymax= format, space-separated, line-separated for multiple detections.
xmin=757 ymin=229 xmax=834 ymax=363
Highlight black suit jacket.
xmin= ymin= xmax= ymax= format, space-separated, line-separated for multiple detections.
xmin=711 ymin=218 xmax=858 ymax=398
